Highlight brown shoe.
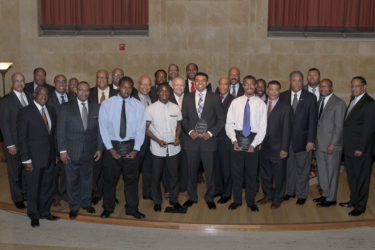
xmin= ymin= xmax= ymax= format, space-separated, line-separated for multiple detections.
xmin=257 ymin=197 xmax=271 ymax=205
xmin=52 ymin=200 xmax=61 ymax=207
xmin=271 ymin=201 xmax=281 ymax=209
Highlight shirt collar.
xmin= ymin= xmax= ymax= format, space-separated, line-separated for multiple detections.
xmin=354 ymin=92 xmax=366 ymax=102
xmin=33 ymin=100 xmax=45 ymax=111
xmin=13 ymin=90 xmax=24 ymax=97
xmin=196 ymin=88 xmax=207 ymax=95
xmin=76 ymin=97 xmax=88 ymax=105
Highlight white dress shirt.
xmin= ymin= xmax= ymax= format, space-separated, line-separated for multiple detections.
xmin=138 ymin=93 xmax=151 ymax=108
xmin=230 ymin=83 xmax=240 ymax=96
xmin=226 ymin=95 xmax=267 ymax=148
xmin=97 ymin=86 xmax=110 ymax=103
xmin=77 ymin=98 xmax=89 ymax=117
xmin=146 ymin=101 xmax=182 ymax=157
xmin=13 ymin=90 xmax=29 ymax=106
xmin=55 ymin=91 xmax=68 ymax=104
xmin=308 ymin=85 xmax=320 ymax=101
xmin=174 ymin=93 xmax=184 ymax=109
xmin=319 ymin=92 xmax=333 ymax=111
xmin=195 ymin=89 xmax=207 ymax=111
xmin=290 ymin=90 xmax=302 ymax=105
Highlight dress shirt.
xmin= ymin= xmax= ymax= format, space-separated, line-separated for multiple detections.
xmin=77 ymin=98 xmax=89 ymax=117
xmin=55 ymin=91 xmax=68 ymax=104
xmin=112 ymin=84 xmax=118 ymax=90
xmin=220 ymin=92 xmax=229 ymax=103
xmin=230 ymin=83 xmax=240 ymax=96
xmin=188 ymin=79 xmax=194 ymax=93
xmin=267 ymin=97 xmax=278 ymax=111
xmin=33 ymin=82 xmax=38 ymax=91
xmin=13 ymin=90 xmax=29 ymax=106
xmin=174 ymin=93 xmax=184 ymax=109
xmin=168 ymin=80 xmax=173 ymax=88
xmin=290 ymin=90 xmax=302 ymax=105
xmin=195 ymin=89 xmax=207 ymax=111
xmin=319 ymin=92 xmax=333 ymax=112
xmin=97 ymin=86 xmax=110 ymax=103
xmin=146 ymin=101 xmax=182 ymax=157
xmin=225 ymin=95 xmax=267 ymax=147
xmin=352 ymin=92 xmax=366 ymax=106
xmin=259 ymin=94 xmax=267 ymax=102
xmin=138 ymin=92 xmax=151 ymax=108
xmin=99 ymin=95 xmax=145 ymax=151
xmin=308 ymin=85 xmax=320 ymax=101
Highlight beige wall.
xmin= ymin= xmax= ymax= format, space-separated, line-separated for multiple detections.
xmin=1 ymin=0 xmax=375 ymax=102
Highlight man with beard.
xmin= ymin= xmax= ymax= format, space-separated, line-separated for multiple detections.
xmin=255 ymin=79 xmax=267 ymax=102
xmin=303 ymin=68 xmax=320 ymax=101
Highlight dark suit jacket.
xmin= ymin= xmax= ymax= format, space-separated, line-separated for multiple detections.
xmin=184 ymin=80 xmax=212 ymax=94
xmin=216 ymin=93 xmax=235 ymax=141
xmin=0 ymin=91 xmax=33 ymax=147
xmin=182 ymin=91 xmax=225 ymax=151
xmin=57 ymin=99 xmax=103 ymax=162
xmin=88 ymin=87 xmax=117 ymax=104
xmin=279 ymin=89 xmax=318 ymax=153
xmin=24 ymin=82 xmax=55 ymax=96
xmin=47 ymin=92 xmax=72 ymax=115
xmin=343 ymin=93 xmax=375 ymax=156
xmin=17 ymin=102 xmax=57 ymax=168
xmin=215 ymin=84 xmax=244 ymax=98
xmin=262 ymin=100 xmax=293 ymax=159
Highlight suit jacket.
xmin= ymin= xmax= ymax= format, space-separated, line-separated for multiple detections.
xmin=24 ymin=81 xmax=55 ymax=96
xmin=47 ymin=92 xmax=72 ymax=115
xmin=215 ymin=84 xmax=244 ymax=98
xmin=88 ymin=86 xmax=117 ymax=104
xmin=316 ymin=94 xmax=346 ymax=152
xmin=0 ymin=91 xmax=33 ymax=147
xmin=262 ymin=100 xmax=293 ymax=159
xmin=184 ymin=79 xmax=212 ymax=94
xmin=343 ymin=93 xmax=375 ymax=156
xmin=17 ymin=102 xmax=57 ymax=168
xmin=216 ymin=93 xmax=235 ymax=141
xmin=279 ymin=89 xmax=318 ymax=153
xmin=182 ymin=91 xmax=225 ymax=151
xmin=57 ymin=98 xmax=103 ymax=162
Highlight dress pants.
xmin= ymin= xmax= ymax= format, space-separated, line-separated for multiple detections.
xmin=286 ymin=145 xmax=312 ymax=199
xmin=64 ymin=158 xmax=93 ymax=211
xmin=345 ymin=153 xmax=372 ymax=211
xmin=25 ymin=162 xmax=56 ymax=219
xmin=92 ymin=155 xmax=104 ymax=200
xmin=5 ymin=151 xmax=26 ymax=203
xmin=186 ymin=148 xmax=215 ymax=202
xmin=214 ymin=138 xmax=232 ymax=198
xmin=139 ymin=137 xmax=153 ymax=198
xmin=54 ymin=159 xmax=67 ymax=201
xmin=315 ymin=149 xmax=342 ymax=202
xmin=102 ymin=152 xmax=139 ymax=213
xmin=151 ymin=153 xmax=179 ymax=205
xmin=178 ymin=149 xmax=188 ymax=192
xmin=231 ymin=147 xmax=259 ymax=205
xmin=259 ymin=152 xmax=286 ymax=203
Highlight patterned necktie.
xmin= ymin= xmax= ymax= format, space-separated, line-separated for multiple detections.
xmin=61 ymin=95 xmax=66 ymax=104
xmin=100 ymin=91 xmax=106 ymax=104
xmin=345 ymin=98 xmax=356 ymax=120
xmin=20 ymin=93 xmax=27 ymax=107
xmin=178 ymin=97 xmax=183 ymax=110
xmin=197 ymin=92 xmax=203 ymax=118
xmin=231 ymin=85 xmax=236 ymax=97
xmin=268 ymin=100 xmax=273 ymax=115
xmin=41 ymin=107 xmax=49 ymax=133
xmin=292 ymin=93 xmax=298 ymax=112
xmin=81 ymin=102 xmax=88 ymax=130
xmin=190 ymin=81 xmax=195 ymax=93
xmin=242 ymin=98 xmax=251 ymax=137
xmin=120 ymin=100 xmax=127 ymax=138
xmin=318 ymin=97 xmax=325 ymax=120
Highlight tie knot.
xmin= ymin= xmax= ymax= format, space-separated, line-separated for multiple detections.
xmin=294 ymin=93 xmax=297 ymax=97
xmin=312 ymin=88 xmax=316 ymax=93
xmin=81 ymin=102 xmax=86 ymax=107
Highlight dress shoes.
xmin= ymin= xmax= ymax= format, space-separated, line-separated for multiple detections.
xmin=183 ymin=200 xmax=196 ymax=208
xmin=218 ymin=196 xmax=230 ymax=204
xmin=214 ymin=193 xmax=222 ymax=198
xmin=83 ymin=206 xmax=96 ymax=214
xmin=247 ymin=204 xmax=259 ymax=212
xmin=296 ymin=198 xmax=306 ymax=205
xmin=100 ymin=210 xmax=111 ymax=218
xmin=153 ymin=204 xmax=162 ymax=212
xmin=143 ymin=196 xmax=152 ymax=200
xmin=313 ymin=196 xmax=326 ymax=203
xmin=31 ymin=218 xmax=40 ymax=228
xmin=271 ymin=201 xmax=281 ymax=209
xmin=257 ymin=197 xmax=271 ymax=205
xmin=92 ymin=197 xmax=100 ymax=205
xmin=170 ymin=202 xmax=183 ymax=209
xmin=126 ymin=210 xmax=146 ymax=219
xmin=41 ymin=214 xmax=60 ymax=221
xmin=317 ymin=201 xmax=337 ymax=207
xmin=206 ymin=201 xmax=216 ymax=210
xmin=228 ymin=202 xmax=241 ymax=210
xmin=339 ymin=201 xmax=353 ymax=208
xmin=15 ymin=201 xmax=26 ymax=209
xmin=69 ymin=210 xmax=78 ymax=219
xmin=349 ymin=209 xmax=365 ymax=216
xmin=283 ymin=194 xmax=296 ymax=201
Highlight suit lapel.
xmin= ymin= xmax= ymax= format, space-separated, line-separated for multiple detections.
xmin=10 ymin=91 xmax=23 ymax=109
xmin=346 ymin=93 xmax=369 ymax=120
xmin=31 ymin=103 xmax=50 ymax=136
xmin=319 ymin=94 xmax=336 ymax=119
xmin=295 ymin=91 xmax=307 ymax=113
xmin=72 ymin=99 xmax=85 ymax=131
xmin=200 ymin=91 xmax=211 ymax=118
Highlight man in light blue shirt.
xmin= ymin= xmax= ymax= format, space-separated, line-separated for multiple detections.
xmin=99 ymin=76 xmax=146 ymax=219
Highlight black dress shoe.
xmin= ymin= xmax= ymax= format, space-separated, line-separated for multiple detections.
xmin=170 ymin=202 xmax=183 ymax=209
xmin=349 ymin=209 xmax=365 ymax=216
xmin=183 ymin=200 xmax=196 ymax=208
xmin=206 ymin=201 xmax=216 ymax=210
xmin=248 ymin=204 xmax=259 ymax=212
xmin=271 ymin=201 xmax=281 ymax=209
xmin=41 ymin=214 xmax=59 ymax=221
xmin=83 ymin=206 xmax=96 ymax=214
xmin=218 ymin=196 xmax=230 ymax=204
xmin=317 ymin=201 xmax=337 ymax=207
xmin=213 ymin=193 xmax=222 ymax=198
xmin=228 ymin=202 xmax=241 ymax=210
xmin=69 ymin=210 xmax=78 ymax=219
xmin=92 ymin=197 xmax=100 ymax=205
xmin=283 ymin=194 xmax=296 ymax=201
xmin=31 ymin=218 xmax=39 ymax=228
xmin=15 ymin=201 xmax=26 ymax=209
xmin=100 ymin=210 xmax=111 ymax=218
xmin=257 ymin=197 xmax=271 ymax=205
xmin=296 ymin=198 xmax=306 ymax=205
xmin=115 ymin=198 xmax=119 ymax=205
xmin=339 ymin=201 xmax=353 ymax=208
xmin=313 ymin=196 xmax=326 ymax=203
xmin=153 ymin=204 xmax=161 ymax=212
xmin=126 ymin=210 xmax=146 ymax=219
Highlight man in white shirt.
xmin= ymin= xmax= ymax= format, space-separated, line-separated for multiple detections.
xmin=225 ymin=75 xmax=267 ymax=212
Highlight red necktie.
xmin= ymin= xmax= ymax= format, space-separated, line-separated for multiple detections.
xmin=220 ymin=95 xmax=224 ymax=102
xmin=190 ymin=81 xmax=195 ymax=92
xmin=268 ymin=100 xmax=273 ymax=114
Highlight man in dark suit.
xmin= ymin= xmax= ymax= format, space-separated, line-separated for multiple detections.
xmin=24 ymin=67 xmax=54 ymax=95
xmin=340 ymin=76 xmax=375 ymax=216
xmin=109 ymin=68 xmax=124 ymax=94
xmin=0 ymin=73 xmax=32 ymax=209
xmin=258 ymin=80 xmax=292 ymax=209
xmin=17 ymin=86 xmax=59 ymax=227
xmin=57 ymin=81 xmax=103 ymax=219
xmin=168 ymin=64 xmax=179 ymax=87
xmin=303 ymin=68 xmax=320 ymax=101
xmin=150 ymin=69 xmax=168 ymax=101
xmin=280 ymin=71 xmax=318 ymax=206
xmin=255 ymin=78 xmax=268 ymax=103
xmin=67 ymin=77 xmax=79 ymax=99
xmin=184 ymin=63 xmax=212 ymax=94
xmin=215 ymin=67 xmax=244 ymax=98
xmin=182 ymin=72 xmax=225 ymax=210
xmin=88 ymin=69 xmax=117 ymax=205
xmin=214 ymin=77 xmax=235 ymax=204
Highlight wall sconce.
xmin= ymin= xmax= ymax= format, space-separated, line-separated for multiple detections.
xmin=0 ymin=62 xmax=13 ymax=96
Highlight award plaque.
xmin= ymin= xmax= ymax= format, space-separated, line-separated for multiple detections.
xmin=195 ymin=118 xmax=208 ymax=135
xmin=112 ymin=141 xmax=134 ymax=157
xmin=237 ymin=135 xmax=251 ymax=151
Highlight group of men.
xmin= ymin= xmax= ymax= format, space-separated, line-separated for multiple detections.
xmin=0 ymin=64 xmax=374 ymax=228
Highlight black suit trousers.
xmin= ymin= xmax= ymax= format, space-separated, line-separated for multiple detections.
xmin=5 ymin=151 xmax=26 ymax=203
xmin=92 ymin=155 xmax=104 ymax=200
xmin=214 ymin=139 xmax=232 ymax=198
xmin=54 ymin=159 xmax=67 ymax=201
xmin=139 ymin=137 xmax=153 ymax=198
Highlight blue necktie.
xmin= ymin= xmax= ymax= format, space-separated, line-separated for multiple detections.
xmin=242 ymin=98 xmax=251 ymax=137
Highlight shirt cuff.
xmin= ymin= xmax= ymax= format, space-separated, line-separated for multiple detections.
xmin=6 ymin=145 xmax=15 ymax=149
xmin=207 ymin=131 xmax=213 ymax=137
xmin=60 ymin=151 xmax=67 ymax=153
xmin=188 ymin=130 xmax=194 ymax=135
xmin=22 ymin=160 xmax=32 ymax=164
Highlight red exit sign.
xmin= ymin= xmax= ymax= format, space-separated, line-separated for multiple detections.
xmin=119 ymin=44 xmax=126 ymax=51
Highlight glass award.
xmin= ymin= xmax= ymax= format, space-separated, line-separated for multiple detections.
xmin=195 ymin=118 xmax=208 ymax=135
xmin=237 ymin=135 xmax=251 ymax=151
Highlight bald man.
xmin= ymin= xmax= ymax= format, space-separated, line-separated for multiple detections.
xmin=0 ymin=73 xmax=33 ymax=209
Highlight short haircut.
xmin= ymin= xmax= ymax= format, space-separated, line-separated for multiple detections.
xmin=168 ymin=64 xmax=179 ymax=71
xmin=308 ymin=67 xmax=320 ymax=76
xmin=78 ymin=81 xmax=90 ymax=88
xmin=352 ymin=76 xmax=367 ymax=85
xmin=321 ymin=78 xmax=333 ymax=87
xmin=267 ymin=80 xmax=281 ymax=89
xmin=33 ymin=67 xmax=46 ymax=76
xmin=154 ymin=69 xmax=167 ymax=78
xmin=256 ymin=78 xmax=266 ymax=86
xmin=69 ymin=77 xmax=79 ymax=83
xmin=35 ymin=86 xmax=49 ymax=94
xmin=243 ymin=75 xmax=256 ymax=83
xmin=195 ymin=72 xmax=208 ymax=80
xmin=157 ymin=83 xmax=171 ymax=92
xmin=186 ymin=63 xmax=198 ymax=71
xmin=119 ymin=76 xmax=134 ymax=87
xmin=96 ymin=69 xmax=109 ymax=78
xmin=289 ymin=70 xmax=304 ymax=80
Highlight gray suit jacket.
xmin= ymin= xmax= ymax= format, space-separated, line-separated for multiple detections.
xmin=316 ymin=94 xmax=346 ymax=152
